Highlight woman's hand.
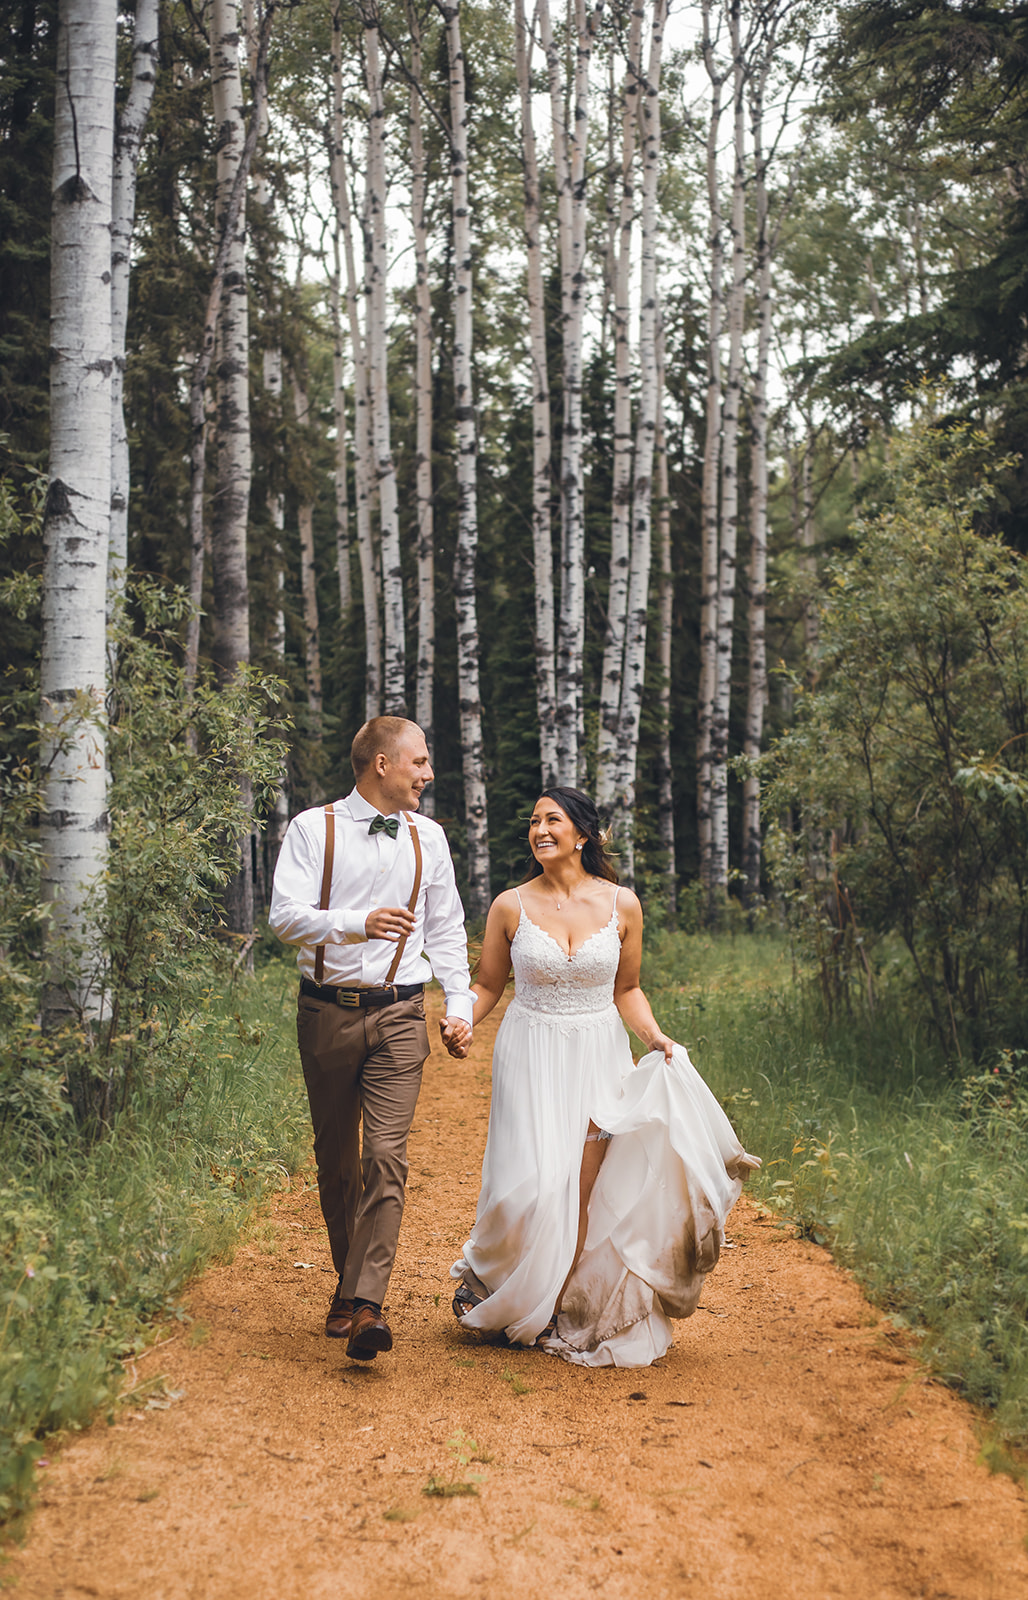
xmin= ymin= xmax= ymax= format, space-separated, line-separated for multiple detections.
xmin=647 ymin=1029 xmax=677 ymax=1064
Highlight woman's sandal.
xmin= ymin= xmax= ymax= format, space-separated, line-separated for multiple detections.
xmin=452 ymin=1280 xmax=483 ymax=1321
xmin=535 ymin=1313 xmax=559 ymax=1344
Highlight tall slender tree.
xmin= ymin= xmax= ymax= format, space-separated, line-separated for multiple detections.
xmin=408 ymin=0 xmax=435 ymax=806
xmin=363 ymin=12 xmax=406 ymax=713
xmin=41 ymin=0 xmax=117 ymax=1029
xmin=437 ymin=0 xmax=490 ymax=915
xmin=596 ymin=0 xmax=644 ymax=811
xmin=108 ymin=0 xmax=158 ymax=620
xmin=514 ymin=0 xmax=558 ymax=786
xmin=609 ymin=0 xmax=667 ymax=882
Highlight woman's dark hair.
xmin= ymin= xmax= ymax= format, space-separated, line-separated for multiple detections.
xmin=523 ymin=787 xmax=619 ymax=884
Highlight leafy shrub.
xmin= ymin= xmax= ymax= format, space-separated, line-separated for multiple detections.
xmin=765 ymin=418 xmax=1028 ymax=1055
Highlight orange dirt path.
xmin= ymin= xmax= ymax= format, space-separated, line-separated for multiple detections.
xmin=7 ymin=989 xmax=1028 ymax=1600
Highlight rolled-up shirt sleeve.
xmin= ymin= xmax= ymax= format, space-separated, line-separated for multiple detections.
xmin=269 ymin=812 xmax=369 ymax=947
xmin=422 ymin=843 xmax=475 ymax=1025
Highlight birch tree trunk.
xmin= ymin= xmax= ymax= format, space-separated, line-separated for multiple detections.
xmin=440 ymin=0 xmax=490 ymax=917
xmin=696 ymin=0 xmax=726 ymax=914
xmin=364 ymin=16 xmax=406 ymax=714
xmin=210 ymin=0 xmax=257 ymax=939
xmin=409 ymin=4 xmax=435 ymax=811
xmin=655 ymin=323 xmax=677 ymax=928
xmin=741 ymin=58 xmax=772 ymax=906
xmin=330 ymin=0 xmax=381 ymax=717
xmin=183 ymin=2 xmax=270 ymax=697
xmin=609 ymin=0 xmax=667 ymax=884
xmin=41 ymin=0 xmax=117 ymax=1032
xmin=108 ymin=0 xmax=158 ymax=621
xmin=595 ymin=0 xmax=643 ymax=810
xmin=708 ymin=0 xmax=745 ymax=917
xmin=292 ymin=370 xmax=324 ymax=749
xmin=262 ymin=346 xmax=289 ymax=867
xmin=514 ymin=0 xmax=558 ymax=786
xmin=329 ymin=259 xmax=352 ymax=623
xmin=541 ymin=0 xmax=604 ymax=783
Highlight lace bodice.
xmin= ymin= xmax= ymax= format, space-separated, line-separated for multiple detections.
xmin=508 ymin=888 xmax=622 ymax=1023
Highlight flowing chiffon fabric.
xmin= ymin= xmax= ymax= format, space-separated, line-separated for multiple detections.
xmin=451 ymin=890 xmax=758 ymax=1368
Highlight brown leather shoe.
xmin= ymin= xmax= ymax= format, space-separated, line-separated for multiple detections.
xmin=326 ymin=1282 xmax=354 ymax=1340
xmin=346 ymin=1305 xmax=393 ymax=1361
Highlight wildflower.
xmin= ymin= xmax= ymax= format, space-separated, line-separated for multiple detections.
xmin=25 ymin=1265 xmax=35 ymax=1278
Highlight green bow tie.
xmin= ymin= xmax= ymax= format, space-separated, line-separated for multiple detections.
xmin=368 ymin=814 xmax=399 ymax=839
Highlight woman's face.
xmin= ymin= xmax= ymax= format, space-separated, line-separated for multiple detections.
xmin=528 ymin=796 xmax=586 ymax=865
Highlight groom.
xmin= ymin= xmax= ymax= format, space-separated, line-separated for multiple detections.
xmin=269 ymin=717 xmax=473 ymax=1361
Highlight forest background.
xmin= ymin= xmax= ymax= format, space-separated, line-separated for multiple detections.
xmin=3 ymin=0 xmax=1028 ymax=1534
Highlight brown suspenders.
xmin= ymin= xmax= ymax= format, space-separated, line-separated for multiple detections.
xmin=312 ymin=804 xmax=422 ymax=989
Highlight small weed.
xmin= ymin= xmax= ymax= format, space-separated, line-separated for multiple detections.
xmin=451 ymin=1356 xmax=476 ymax=1369
xmin=187 ymin=1322 xmax=210 ymax=1348
xmin=136 ymin=1488 xmax=160 ymax=1503
xmin=422 ymin=1475 xmax=480 ymax=1498
xmin=421 ymin=1429 xmax=490 ymax=1497
xmin=383 ymin=1505 xmax=420 ymax=1523
xmin=562 ymin=1494 xmax=602 ymax=1512
xmin=433 ymin=1293 xmax=441 ymax=1306
xmin=95 ymin=1456 xmax=126 ymax=1484
xmin=501 ymin=1367 xmax=531 ymax=1396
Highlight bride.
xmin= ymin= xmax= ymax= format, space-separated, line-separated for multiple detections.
xmin=450 ymin=786 xmax=759 ymax=1368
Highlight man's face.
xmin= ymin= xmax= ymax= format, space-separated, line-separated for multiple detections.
xmin=378 ymin=728 xmax=434 ymax=812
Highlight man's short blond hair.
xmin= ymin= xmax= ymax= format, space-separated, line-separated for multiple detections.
xmin=350 ymin=716 xmax=420 ymax=778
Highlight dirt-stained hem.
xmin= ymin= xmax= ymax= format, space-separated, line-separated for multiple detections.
xmin=7 ymin=991 xmax=1028 ymax=1599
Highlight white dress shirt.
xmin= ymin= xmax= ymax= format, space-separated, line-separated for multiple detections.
xmin=269 ymin=789 xmax=474 ymax=1024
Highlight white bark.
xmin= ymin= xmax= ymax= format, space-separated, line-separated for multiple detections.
xmin=741 ymin=58 xmax=771 ymax=905
xmin=541 ymin=0 xmax=604 ymax=783
xmin=610 ymin=0 xmax=667 ymax=884
xmin=330 ymin=0 xmax=381 ymax=717
xmin=442 ymin=0 xmax=490 ymax=918
xmin=108 ymin=0 xmax=158 ymax=620
xmin=42 ymin=0 xmax=117 ymax=1027
xmin=210 ymin=0 xmax=251 ymax=691
xmin=364 ymin=17 xmax=406 ymax=714
xmin=514 ymin=0 xmax=558 ymax=786
xmin=596 ymin=0 xmax=643 ymax=809
xmin=262 ymin=344 xmax=290 ymax=860
xmin=655 ymin=326 xmax=676 ymax=928
xmin=292 ymin=371 xmax=324 ymax=747
xmin=329 ymin=273 xmax=353 ymax=623
xmin=696 ymin=0 xmax=726 ymax=914
xmin=708 ymin=0 xmax=746 ymax=913
xmin=409 ymin=5 xmax=435 ymax=812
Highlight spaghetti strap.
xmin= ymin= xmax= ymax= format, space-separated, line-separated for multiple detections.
xmin=514 ymin=887 xmax=525 ymax=912
xmin=611 ymin=885 xmax=621 ymax=918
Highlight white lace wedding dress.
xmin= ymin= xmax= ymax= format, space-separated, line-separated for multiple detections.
xmin=450 ymin=887 xmax=759 ymax=1368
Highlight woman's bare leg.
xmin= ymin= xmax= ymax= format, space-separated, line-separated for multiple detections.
xmin=554 ymin=1121 xmax=609 ymax=1314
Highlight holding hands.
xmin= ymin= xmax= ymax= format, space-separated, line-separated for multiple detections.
xmin=440 ymin=1017 xmax=472 ymax=1059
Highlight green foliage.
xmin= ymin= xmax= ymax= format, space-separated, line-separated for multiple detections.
xmin=0 ymin=958 xmax=309 ymax=1530
xmin=646 ymin=930 xmax=1028 ymax=1460
xmin=0 ymin=574 xmax=290 ymax=1130
xmin=765 ymin=418 xmax=1028 ymax=1053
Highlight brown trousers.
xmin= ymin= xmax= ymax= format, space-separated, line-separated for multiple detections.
xmin=296 ymin=992 xmax=430 ymax=1305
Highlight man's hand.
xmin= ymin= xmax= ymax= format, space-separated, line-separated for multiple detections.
xmin=440 ymin=1017 xmax=472 ymax=1059
xmin=364 ymin=905 xmax=416 ymax=941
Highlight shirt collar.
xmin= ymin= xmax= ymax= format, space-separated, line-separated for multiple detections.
xmin=344 ymin=788 xmax=405 ymax=827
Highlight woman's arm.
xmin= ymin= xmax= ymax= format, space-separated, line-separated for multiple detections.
xmin=471 ymin=891 xmax=517 ymax=1029
xmin=612 ymin=891 xmax=678 ymax=1063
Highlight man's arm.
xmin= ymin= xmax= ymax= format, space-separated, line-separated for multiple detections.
xmin=420 ymin=834 xmax=475 ymax=1048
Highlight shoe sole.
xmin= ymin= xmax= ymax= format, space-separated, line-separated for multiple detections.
xmin=347 ymin=1327 xmax=393 ymax=1361
xmin=325 ymin=1323 xmax=352 ymax=1339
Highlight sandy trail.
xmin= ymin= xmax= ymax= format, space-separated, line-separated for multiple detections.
xmin=7 ymin=989 xmax=1028 ymax=1600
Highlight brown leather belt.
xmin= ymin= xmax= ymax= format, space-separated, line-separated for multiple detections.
xmin=300 ymin=978 xmax=424 ymax=1009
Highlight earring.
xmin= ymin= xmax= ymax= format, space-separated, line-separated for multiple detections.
xmin=575 ymin=842 xmax=584 ymax=851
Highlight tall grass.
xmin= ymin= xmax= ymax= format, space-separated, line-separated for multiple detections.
xmin=0 ymin=959 xmax=308 ymax=1528
xmin=644 ymin=931 xmax=1028 ymax=1458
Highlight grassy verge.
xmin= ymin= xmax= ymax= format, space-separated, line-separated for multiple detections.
xmin=0 ymin=957 xmax=308 ymax=1531
xmin=643 ymin=930 xmax=1028 ymax=1466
